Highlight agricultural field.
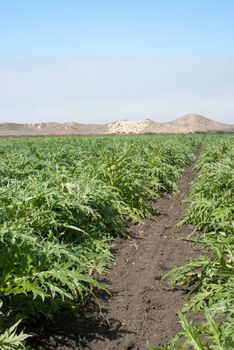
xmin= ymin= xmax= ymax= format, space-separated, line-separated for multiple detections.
xmin=154 ymin=135 xmax=234 ymax=350
xmin=0 ymin=134 xmax=233 ymax=349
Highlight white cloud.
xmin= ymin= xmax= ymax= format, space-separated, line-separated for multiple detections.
xmin=0 ymin=56 xmax=233 ymax=124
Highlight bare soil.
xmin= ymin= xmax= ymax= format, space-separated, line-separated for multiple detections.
xmin=32 ymin=159 xmax=202 ymax=350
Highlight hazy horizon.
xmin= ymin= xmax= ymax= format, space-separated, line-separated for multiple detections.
xmin=1 ymin=1 xmax=233 ymax=125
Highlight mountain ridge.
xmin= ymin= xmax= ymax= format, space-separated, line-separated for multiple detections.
xmin=0 ymin=113 xmax=233 ymax=136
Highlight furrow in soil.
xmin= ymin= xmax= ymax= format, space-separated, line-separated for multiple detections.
xmin=34 ymin=159 xmax=202 ymax=350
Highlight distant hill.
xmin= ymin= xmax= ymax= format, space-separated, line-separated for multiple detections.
xmin=0 ymin=114 xmax=233 ymax=136
xmin=0 ymin=122 xmax=108 ymax=136
xmin=144 ymin=114 xmax=234 ymax=134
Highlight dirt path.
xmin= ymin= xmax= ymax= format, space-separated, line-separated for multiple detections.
xmin=34 ymin=159 xmax=202 ymax=350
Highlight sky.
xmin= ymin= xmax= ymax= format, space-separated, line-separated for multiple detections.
xmin=0 ymin=0 xmax=234 ymax=124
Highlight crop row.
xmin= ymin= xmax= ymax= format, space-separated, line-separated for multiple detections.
xmin=0 ymin=135 xmax=197 ymax=349
xmin=153 ymin=135 xmax=234 ymax=350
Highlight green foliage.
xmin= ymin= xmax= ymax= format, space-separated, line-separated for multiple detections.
xmin=181 ymin=138 xmax=234 ymax=234
xmin=0 ymin=301 xmax=29 ymax=350
xmin=0 ymin=320 xmax=29 ymax=350
xmin=154 ymin=135 xmax=234 ymax=350
xmin=151 ymin=307 xmax=233 ymax=350
xmin=0 ymin=134 xmax=196 ymax=348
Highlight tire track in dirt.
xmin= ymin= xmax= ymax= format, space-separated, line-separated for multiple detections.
xmin=34 ymin=158 xmax=202 ymax=350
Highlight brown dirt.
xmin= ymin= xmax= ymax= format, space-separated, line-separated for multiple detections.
xmin=32 ymin=159 xmax=202 ymax=350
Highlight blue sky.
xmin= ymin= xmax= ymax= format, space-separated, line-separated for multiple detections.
xmin=0 ymin=0 xmax=234 ymax=123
